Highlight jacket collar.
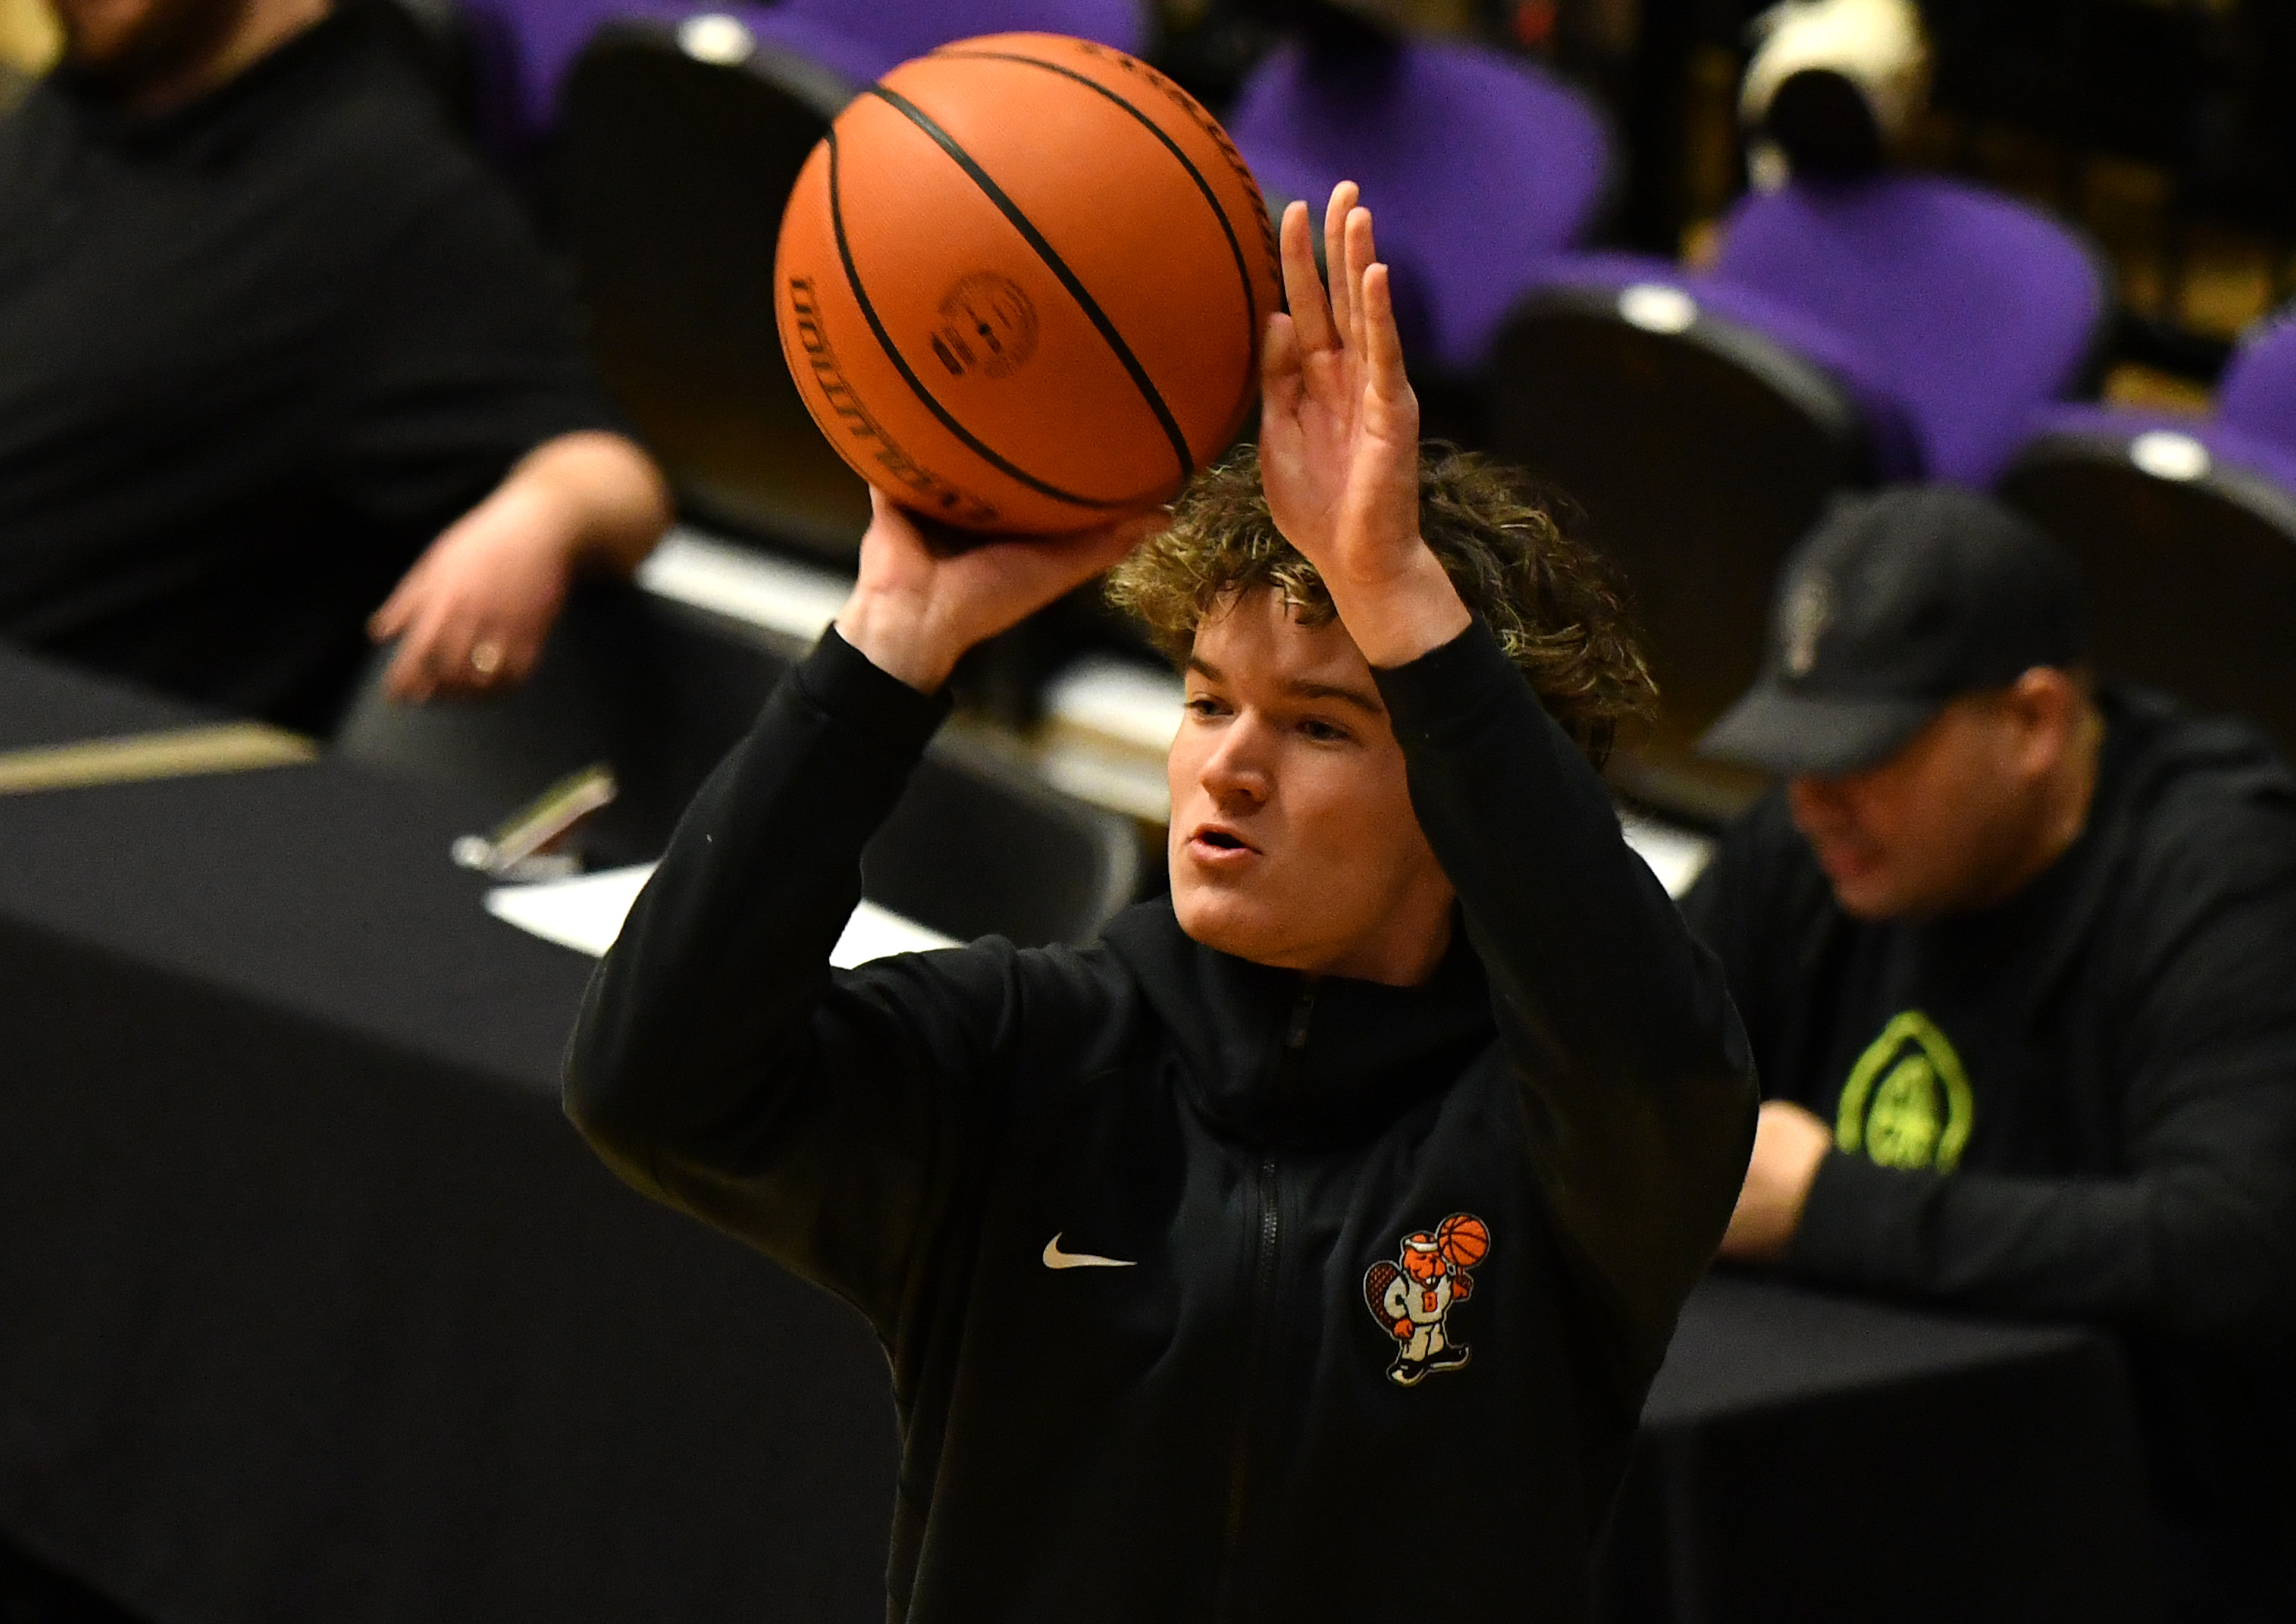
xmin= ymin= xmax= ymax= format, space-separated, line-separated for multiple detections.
xmin=1099 ymin=900 xmax=1496 ymax=1151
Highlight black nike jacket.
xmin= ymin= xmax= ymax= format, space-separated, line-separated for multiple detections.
xmin=563 ymin=620 xmax=1759 ymax=1622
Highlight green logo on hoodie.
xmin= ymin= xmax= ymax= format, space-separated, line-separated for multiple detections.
xmin=1836 ymin=1011 xmax=1974 ymax=1172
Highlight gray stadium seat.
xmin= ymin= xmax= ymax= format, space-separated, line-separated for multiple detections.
xmin=1999 ymin=429 xmax=2296 ymax=763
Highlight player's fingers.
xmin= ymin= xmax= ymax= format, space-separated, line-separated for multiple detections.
xmin=1261 ymin=309 xmax=1301 ymax=395
xmin=382 ymin=636 xmax=431 ymax=703
xmin=1360 ymin=262 xmax=1411 ymax=396
xmin=1345 ymin=206 xmax=1378 ymax=360
xmin=1278 ymin=200 xmax=1336 ymax=355
xmin=1322 ymin=181 xmax=1360 ymax=349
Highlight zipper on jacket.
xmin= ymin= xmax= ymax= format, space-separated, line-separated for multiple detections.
xmin=1215 ymin=980 xmax=1316 ymax=1622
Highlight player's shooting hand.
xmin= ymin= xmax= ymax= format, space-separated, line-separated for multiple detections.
xmin=1391 ymin=1318 xmax=1412 ymax=1340
xmin=1258 ymin=185 xmax=1467 ymax=669
xmin=836 ymin=488 xmax=1166 ymax=693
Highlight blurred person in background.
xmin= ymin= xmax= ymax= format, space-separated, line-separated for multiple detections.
xmin=1686 ymin=485 xmax=2296 ymax=1624
xmin=0 ymin=0 xmax=670 ymax=734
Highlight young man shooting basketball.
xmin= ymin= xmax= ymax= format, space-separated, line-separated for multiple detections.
xmin=565 ymin=187 xmax=1758 ymax=1620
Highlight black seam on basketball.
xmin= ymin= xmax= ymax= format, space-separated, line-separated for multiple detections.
xmin=865 ymin=82 xmax=1195 ymax=486
xmin=928 ymin=49 xmax=1261 ymax=345
xmin=826 ymin=127 xmax=1122 ymax=512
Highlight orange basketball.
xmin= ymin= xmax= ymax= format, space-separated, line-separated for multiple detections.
xmin=1436 ymin=1213 xmax=1490 ymax=1271
xmin=773 ymin=33 xmax=1282 ymax=534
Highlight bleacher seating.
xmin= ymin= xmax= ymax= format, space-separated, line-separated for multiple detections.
xmin=2000 ymin=307 xmax=2296 ymax=759
xmin=1710 ymin=172 xmax=2108 ymax=486
xmin=1481 ymin=168 xmax=2104 ymax=812
xmin=780 ymin=0 xmax=1152 ymax=71
xmin=1226 ymin=31 xmax=1612 ymax=378
xmin=336 ymin=570 xmax=1144 ymax=946
xmin=558 ymin=13 xmax=874 ymax=559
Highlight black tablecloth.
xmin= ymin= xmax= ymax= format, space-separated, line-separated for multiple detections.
xmin=0 ymin=645 xmax=2156 ymax=1622
xmin=0 ymin=646 xmax=898 ymax=1622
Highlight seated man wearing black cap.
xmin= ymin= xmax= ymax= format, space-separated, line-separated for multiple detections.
xmin=0 ymin=0 xmax=671 ymax=733
xmin=1684 ymin=484 xmax=2296 ymax=1623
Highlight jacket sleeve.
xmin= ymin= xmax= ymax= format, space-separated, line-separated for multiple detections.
xmin=1371 ymin=620 xmax=1761 ymax=1380
xmin=561 ymin=629 xmax=1030 ymax=1342
xmin=1790 ymin=808 xmax=2296 ymax=1347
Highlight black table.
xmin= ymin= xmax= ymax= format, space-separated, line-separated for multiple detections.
xmin=1598 ymin=1273 xmax=2157 ymax=1622
xmin=0 ymin=646 xmax=2157 ymax=1622
xmin=0 ymin=647 xmax=898 ymax=1622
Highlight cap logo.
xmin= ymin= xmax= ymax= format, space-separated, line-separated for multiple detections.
xmin=1783 ymin=574 xmax=1832 ymax=678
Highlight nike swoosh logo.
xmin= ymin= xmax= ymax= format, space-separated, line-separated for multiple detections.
xmin=1043 ymin=1234 xmax=1137 ymax=1270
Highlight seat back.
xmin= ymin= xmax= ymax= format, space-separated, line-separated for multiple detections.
xmin=1226 ymin=36 xmax=1611 ymax=373
xmin=1483 ymin=275 xmax=1878 ymax=816
xmin=1712 ymin=172 xmax=2106 ymax=485
xmin=334 ymin=577 xmax=780 ymax=868
xmin=863 ymin=736 xmax=1143 ymax=948
xmin=781 ymin=0 xmax=1150 ymax=65
xmin=558 ymin=16 xmax=872 ymax=559
xmin=1999 ymin=435 xmax=2296 ymax=761
xmin=337 ymin=577 xmax=1143 ymax=946
xmin=2215 ymin=307 xmax=2296 ymax=463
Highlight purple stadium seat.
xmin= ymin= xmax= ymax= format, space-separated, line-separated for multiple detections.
xmin=1711 ymin=172 xmax=2108 ymax=486
xmin=1225 ymin=37 xmax=1613 ymax=374
xmin=2216 ymin=307 xmax=2296 ymax=458
xmin=459 ymin=0 xmax=884 ymax=155
xmin=782 ymin=0 xmax=1151 ymax=68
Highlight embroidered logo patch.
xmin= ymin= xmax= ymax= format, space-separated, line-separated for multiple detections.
xmin=1837 ymin=1010 xmax=1974 ymax=1171
xmin=1363 ymin=1213 xmax=1488 ymax=1387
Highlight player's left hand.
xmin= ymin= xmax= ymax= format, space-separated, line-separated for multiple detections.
xmin=1258 ymin=183 xmax=1468 ymax=669
xmin=1718 ymin=1101 xmax=1834 ymax=1263
xmin=370 ymin=484 xmax=578 ymax=701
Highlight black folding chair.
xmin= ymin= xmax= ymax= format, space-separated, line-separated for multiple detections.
xmin=557 ymin=18 xmax=870 ymax=560
xmin=1482 ymin=283 xmax=1885 ymax=816
xmin=2000 ymin=430 xmax=2296 ymax=762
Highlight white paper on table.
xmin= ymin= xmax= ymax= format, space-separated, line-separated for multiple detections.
xmin=1619 ymin=813 xmax=1717 ymax=899
xmin=484 ymin=863 xmax=958 ymax=965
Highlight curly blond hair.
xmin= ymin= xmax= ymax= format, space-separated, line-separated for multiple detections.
xmin=1106 ymin=443 xmax=1657 ymax=766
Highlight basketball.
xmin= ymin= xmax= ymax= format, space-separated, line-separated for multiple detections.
xmin=773 ymin=33 xmax=1283 ymax=534
xmin=1436 ymin=1213 xmax=1490 ymax=1270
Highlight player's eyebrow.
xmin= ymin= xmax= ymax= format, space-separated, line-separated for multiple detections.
xmin=1279 ymin=678 xmax=1384 ymax=715
xmin=1185 ymin=657 xmax=1383 ymax=716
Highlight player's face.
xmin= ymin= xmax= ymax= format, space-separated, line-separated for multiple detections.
xmin=1167 ymin=588 xmax=1456 ymax=985
xmin=1786 ymin=685 xmax=2066 ymax=921
xmin=54 ymin=0 xmax=240 ymax=78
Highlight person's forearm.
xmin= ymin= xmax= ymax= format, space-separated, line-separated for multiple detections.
xmin=1792 ymin=1152 xmax=2296 ymax=1344
xmin=503 ymin=430 xmax=672 ymax=575
xmin=1372 ymin=621 xmax=1758 ymax=1375
xmin=1324 ymin=539 xmax=1473 ymax=672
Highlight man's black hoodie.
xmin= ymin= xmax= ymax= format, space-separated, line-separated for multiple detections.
xmin=1682 ymin=687 xmax=2296 ymax=1568
xmin=564 ymin=621 xmax=1759 ymax=1622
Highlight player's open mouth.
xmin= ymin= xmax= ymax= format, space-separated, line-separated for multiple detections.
xmin=1186 ymin=824 xmax=1259 ymax=864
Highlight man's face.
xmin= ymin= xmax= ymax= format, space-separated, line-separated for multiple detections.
xmin=54 ymin=0 xmax=240 ymax=80
xmin=1166 ymin=588 xmax=1455 ymax=983
xmin=1786 ymin=682 xmax=2070 ymax=920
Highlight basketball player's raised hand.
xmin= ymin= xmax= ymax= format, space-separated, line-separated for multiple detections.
xmin=835 ymin=489 xmax=1164 ymax=694
xmin=1259 ymin=185 xmax=1468 ymax=668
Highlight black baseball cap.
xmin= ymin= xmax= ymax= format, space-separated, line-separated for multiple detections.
xmin=1698 ymin=485 xmax=2086 ymax=778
